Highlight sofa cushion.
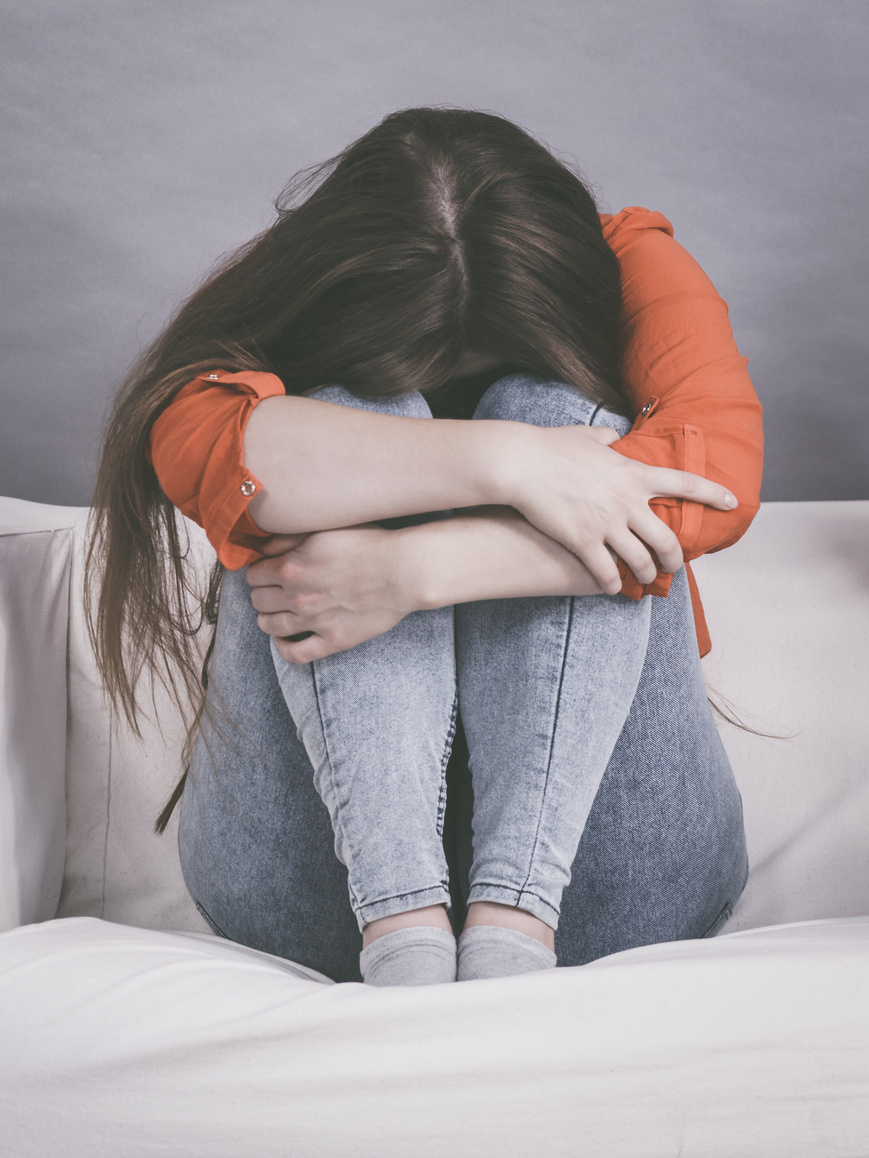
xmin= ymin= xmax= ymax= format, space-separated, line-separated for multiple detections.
xmin=694 ymin=500 xmax=869 ymax=930
xmin=55 ymin=504 xmax=212 ymax=934
xmin=0 ymin=501 xmax=78 ymax=931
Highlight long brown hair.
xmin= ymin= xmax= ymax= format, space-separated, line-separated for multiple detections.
xmin=86 ymin=107 xmax=627 ymax=781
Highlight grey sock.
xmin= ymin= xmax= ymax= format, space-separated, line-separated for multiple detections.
xmin=457 ymin=926 xmax=557 ymax=981
xmin=359 ymin=927 xmax=457 ymax=986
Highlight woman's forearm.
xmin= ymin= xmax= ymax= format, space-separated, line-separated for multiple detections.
xmin=243 ymin=392 xmax=737 ymax=596
xmin=248 ymin=509 xmax=606 ymax=663
xmin=244 ymin=395 xmax=510 ymax=533
xmin=399 ymin=507 xmax=604 ymax=609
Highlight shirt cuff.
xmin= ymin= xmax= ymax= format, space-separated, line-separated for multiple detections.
xmin=614 ymin=423 xmax=706 ymax=600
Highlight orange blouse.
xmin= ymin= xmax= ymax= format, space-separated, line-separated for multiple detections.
xmin=148 ymin=207 xmax=764 ymax=655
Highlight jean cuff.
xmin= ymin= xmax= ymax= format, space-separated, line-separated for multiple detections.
xmin=466 ymin=883 xmax=560 ymax=929
xmin=354 ymin=884 xmax=452 ymax=932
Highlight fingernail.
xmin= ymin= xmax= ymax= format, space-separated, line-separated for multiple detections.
xmin=724 ymin=493 xmax=738 ymax=509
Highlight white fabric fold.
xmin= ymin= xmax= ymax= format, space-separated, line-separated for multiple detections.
xmin=1 ymin=916 xmax=867 ymax=1157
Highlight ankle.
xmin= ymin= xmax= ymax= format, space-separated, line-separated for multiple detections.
xmin=362 ymin=904 xmax=453 ymax=949
xmin=463 ymin=902 xmax=555 ymax=952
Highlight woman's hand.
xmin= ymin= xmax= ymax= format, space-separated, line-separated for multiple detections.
xmin=493 ymin=422 xmax=737 ymax=595
xmin=246 ymin=526 xmax=416 ymax=663
xmin=247 ymin=506 xmax=609 ymax=663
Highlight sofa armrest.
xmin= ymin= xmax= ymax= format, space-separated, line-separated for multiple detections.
xmin=0 ymin=498 xmax=86 ymax=932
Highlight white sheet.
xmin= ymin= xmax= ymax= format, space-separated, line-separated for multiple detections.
xmin=1 ymin=916 xmax=867 ymax=1157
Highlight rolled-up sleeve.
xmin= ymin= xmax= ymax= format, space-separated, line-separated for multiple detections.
xmin=603 ymin=208 xmax=764 ymax=605
xmin=147 ymin=370 xmax=286 ymax=568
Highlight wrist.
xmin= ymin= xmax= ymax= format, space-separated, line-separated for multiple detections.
xmin=388 ymin=525 xmax=442 ymax=613
xmin=467 ymin=419 xmax=526 ymax=508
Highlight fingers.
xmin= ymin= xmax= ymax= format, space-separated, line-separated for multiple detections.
xmin=246 ymin=557 xmax=285 ymax=586
xmin=646 ymin=467 xmax=737 ymax=510
xmin=256 ymin=610 xmax=305 ymax=637
xmin=246 ymin=540 xmax=307 ymax=585
xmin=255 ymin=604 xmax=334 ymax=663
xmin=250 ymin=585 xmax=296 ymax=614
xmin=606 ymin=532 xmax=659 ymax=586
xmin=274 ymin=633 xmax=333 ymax=664
xmin=573 ymin=541 xmax=623 ymax=596
xmin=628 ymin=511 xmax=684 ymax=574
xmin=265 ymin=615 xmax=334 ymax=663
xmin=257 ymin=606 xmax=350 ymax=662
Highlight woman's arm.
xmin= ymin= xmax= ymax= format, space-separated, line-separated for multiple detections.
xmin=243 ymin=395 xmax=735 ymax=596
xmin=152 ymin=372 xmax=730 ymax=596
xmin=243 ymin=394 xmax=503 ymax=531
xmin=602 ymin=209 xmax=764 ymax=597
xmin=248 ymin=510 xmax=603 ymax=663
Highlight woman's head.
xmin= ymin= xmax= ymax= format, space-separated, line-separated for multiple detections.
xmin=88 ymin=107 xmax=626 ymax=733
xmin=136 ymin=108 xmax=625 ymax=411
xmin=248 ymin=107 xmax=625 ymax=407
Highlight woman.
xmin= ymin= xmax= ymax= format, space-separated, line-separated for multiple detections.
xmin=89 ymin=108 xmax=763 ymax=986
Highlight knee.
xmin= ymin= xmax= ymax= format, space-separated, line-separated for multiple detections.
xmin=474 ymin=373 xmax=630 ymax=435
xmin=308 ymin=385 xmax=432 ymax=420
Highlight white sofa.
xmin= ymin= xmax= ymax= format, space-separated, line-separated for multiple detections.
xmin=1 ymin=496 xmax=867 ymax=1157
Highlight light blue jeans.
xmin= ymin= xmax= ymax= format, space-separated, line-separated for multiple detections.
xmin=179 ymin=376 xmax=748 ymax=981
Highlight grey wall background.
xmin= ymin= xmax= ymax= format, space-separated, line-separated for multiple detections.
xmin=2 ymin=0 xmax=867 ymax=506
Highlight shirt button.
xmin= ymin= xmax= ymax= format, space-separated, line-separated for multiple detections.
xmin=240 ymin=480 xmax=256 ymax=496
xmin=205 ymin=373 xmax=220 ymax=380
xmin=641 ymin=401 xmax=652 ymax=416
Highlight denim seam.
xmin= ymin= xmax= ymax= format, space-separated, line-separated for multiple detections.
xmin=310 ymin=663 xmax=360 ymax=912
xmin=587 ymin=404 xmax=603 ymax=427
xmin=701 ymin=901 xmax=733 ymax=939
xmin=194 ymin=900 xmax=231 ymax=940
xmin=517 ymin=595 xmax=575 ymax=903
xmin=437 ymin=688 xmax=459 ymax=838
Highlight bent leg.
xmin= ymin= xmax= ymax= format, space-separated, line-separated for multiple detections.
xmin=271 ymin=611 xmax=457 ymax=931
xmin=267 ymin=387 xmax=458 ymax=934
xmin=556 ymin=564 xmax=748 ymax=965
xmin=455 ymin=373 xmax=747 ymax=969
xmin=457 ymin=374 xmax=646 ymax=930
xmin=179 ymin=564 xmax=364 ymax=981
xmin=180 ymin=388 xmax=458 ymax=982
